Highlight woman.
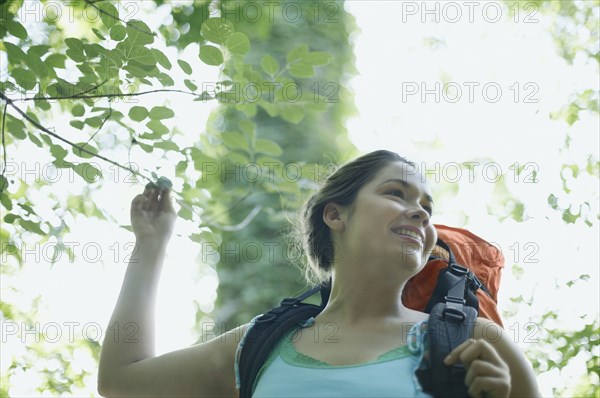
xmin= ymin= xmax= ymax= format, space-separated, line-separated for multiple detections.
xmin=98 ymin=150 xmax=540 ymax=397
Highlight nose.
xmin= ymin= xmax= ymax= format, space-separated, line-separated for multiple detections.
xmin=407 ymin=206 xmax=430 ymax=227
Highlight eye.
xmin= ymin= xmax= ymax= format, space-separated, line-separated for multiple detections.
xmin=386 ymin=189 xmax=405 ymax=198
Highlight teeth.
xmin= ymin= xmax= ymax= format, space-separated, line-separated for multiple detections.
xmin=392 ymin=228 xmax=422 ymax=242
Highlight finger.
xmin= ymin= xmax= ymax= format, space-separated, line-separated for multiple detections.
xmin=143 ymin=185 xmax=154 ymax=197
xmin=131 ymin=194 xmax=147 ymax=211
xmin=468 ymin=376 xmax=510 ymax=398
xmin=444 ymin=338 xmax=476 ymax=365
xmin=149 ymin=188 xmax=161 ymax=212
xmin=467 ymin=339 xmax=504 ymax=368
xmin=464 ymin=359 xmax=499 ymax=386
xmin=159 ymin=189 xmax=175 ymax=213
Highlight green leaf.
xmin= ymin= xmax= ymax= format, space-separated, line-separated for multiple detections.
xmin=27 ymin=132 xmax=43 ymax=148
xmin=45 ymin=53 xmax=66 ymax=68
xmin=6 ymin=19 xmax=28 ymax=40
xmin=3 ymin=42 xmax=27 ymax=64
xmin=146 ymin=120 xmax=169 ymax=135
xmin=110 ymin=24 xmax=127 ymax=41
xmin=289 ymin=63 xmax=314 ymax=78
xmin=3 ymin=214 xmax=18 ymax=224
xmin=28 ymin=45 xmax=50 ymax=58
xmin=71 ymin=104 xmax=85 ymax=117
xmin=261 ymin=55 xmax=279 ymax=76
xmin=85 ymin=117 xmax=103 ymax=128
xmin=98 ymin=2 xmax=119 ymax=29
xmin=27 ymin=52 xmax=49 ymax=78
xmin=221 ymin=131 xmax=249 ymax=151
xmin=84 ymin=43 xmax=103 ymax=58
xmin=547 ymin=194 xmax=558 ymax=210
xmin=11 ymin=68 xmax=37 ymax=90
xmin=178 ymin=59 xmax=193 ymax=75
xmin=287 ymin=44 xmax=309 ymax=63
xmin=123 ymin=64 xmax=149 ymax=78
xmin=152 ymin=49 xmax=172 ymax=70
xmin=0 ymin=175 xmax=8 ymax=192
xmin=255 ymin=139 xmax=282 ymax=156
xmin=184 ymin=79 xmax=198 ymax=91
xmin=72 ymin=143 xmax=98 ymax=159
xmin=66 ymin=49 xmax=86 ymax=63
xmin=50 ymin=145 xmax=68 ymax=160
xmin=149 ymin=106 xmax=174 ymax=120
xmin=20 ymin=220 xmax=46 ymax=235
xmin=226 ymin=32 xmax=251 ymax=56
xmin=154 ymin=141 xmax=180 ymax=151
xmin=65 ymin=38 xmax=85 ymax=52
xmin=200 ymin=18 xmax=234 ymax=45
xmin=280 ymin=104 xmax=305 ymax=124
xmin=156 ymin=73 xmax=175 ymax=87
xmin=129 ymin=47 xmax=156 ymax=66
xmin=129 ymin=106 xmax=148 ymax=122
xmin=92 ymin=28 xmax=106 ymax=40
xmin=126 ymin=20 xmax=154 ymax=46
xmin=72 ymin=163 xmax=102 ymax=183
xmin=238 ymin=120 xmax=256 ymax=140
xmin=70 ymin=120 xmax=85 ymax=130
xmin=305 ymin=51 xmax=332 ymax=66
xmin=199 ymin=45 xmax=224 ymax=66
xmin=6 ymin=114 xmax=27 ymax=140
xmin=6 ymin=115 xmax=26 ymax=140
xmin=562 ymin=208 xmax=579 ymax=224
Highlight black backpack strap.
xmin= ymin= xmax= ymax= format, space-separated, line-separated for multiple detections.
xmin=416 ymin=238 xmax=480 ymax=397
xmin=238 ymin=283 xmax=328 ymax=397
xmin=426 ymin=239 xmax=493 ymax=315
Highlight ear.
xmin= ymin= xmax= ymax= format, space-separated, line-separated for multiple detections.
xmin=323 ymin=202 xmax=345 ymax=232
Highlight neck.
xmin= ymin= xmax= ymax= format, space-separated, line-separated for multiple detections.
xmin=317 ymin=263 xmax=416 ymax=326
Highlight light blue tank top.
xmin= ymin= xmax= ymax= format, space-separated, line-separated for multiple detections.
xmin=235 ymin=317 xmax=433 ymax=398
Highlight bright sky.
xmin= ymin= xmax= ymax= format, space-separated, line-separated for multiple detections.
xmin=1 ymin=1 xmax=598 ymax=396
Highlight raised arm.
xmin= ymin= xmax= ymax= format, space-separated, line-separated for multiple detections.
xmin=97 ymin=186 xmax=241 ymax=397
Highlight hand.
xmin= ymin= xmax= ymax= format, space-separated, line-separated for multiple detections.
xmin=130 ymin=185 xmax=176 ymax=246
xmin=444 ymin=338 xmax=511 ymax=398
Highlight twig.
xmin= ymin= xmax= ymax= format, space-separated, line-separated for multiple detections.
xmin=0 ymin=90 xmax=148 ymax=182
xmin=19 ymin=88 xmax=203 ymax=102
xmin=210 ymin=205 xmax=263 ymax=232
xmin=202 ymin=190 xmax=254 ymax=225
xmin=84 ymin=102 xmax=112 ymax=148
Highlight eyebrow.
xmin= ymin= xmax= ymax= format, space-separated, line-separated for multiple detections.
xmin=379 ymin=178 xmax=434 ymax=204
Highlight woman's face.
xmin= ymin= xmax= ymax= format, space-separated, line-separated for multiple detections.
xmin=334 ymin=161 xmax=437 ymax=276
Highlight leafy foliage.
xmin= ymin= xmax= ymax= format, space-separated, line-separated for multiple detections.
xmin=1 ymin=0 xmax=355 ymax=395
xmin=0 ymin=0 xmax=598 ymax=396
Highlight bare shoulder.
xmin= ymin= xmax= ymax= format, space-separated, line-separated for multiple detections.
xmin=473 ymin=317 xmax=541 ymax=398
xmin=100 ymin=323 xmax=249 ymax=398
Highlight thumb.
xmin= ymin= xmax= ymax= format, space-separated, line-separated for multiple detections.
xmin=159 ymin=189 xmax=175 ymax=213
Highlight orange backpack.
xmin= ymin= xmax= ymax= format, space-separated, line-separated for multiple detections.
xmin=402 ymin=224 xmax=505 ymax=327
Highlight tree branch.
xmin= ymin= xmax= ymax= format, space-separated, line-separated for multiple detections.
xmin=0 ymin=90 xmax=148 ymax=182
xmin=84 ymin=102 xmax=112 ymax=148
xmin=18 ymin=88 xmax=206 ymax=102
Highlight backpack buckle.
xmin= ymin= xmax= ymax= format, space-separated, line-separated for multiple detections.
xmin=443 ymin=306 xmax=466 ymax=322
xmin=467 ymin=272 xmax=484 ymax=291
xmin=449 ymin=263 xmax=469 ymax=276
xmin=444 ymin=295 xmax=466 ymax=305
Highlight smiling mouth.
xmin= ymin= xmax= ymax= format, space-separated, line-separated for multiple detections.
xmin=391 ymin=228 xmax=423 ymax=246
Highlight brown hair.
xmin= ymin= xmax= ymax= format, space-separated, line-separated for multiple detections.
xmin=297 ymin=150 xmax=415 ymax=284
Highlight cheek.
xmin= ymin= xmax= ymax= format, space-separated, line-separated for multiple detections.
xmin=425 ymin=226 xmax=438 ymax=252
